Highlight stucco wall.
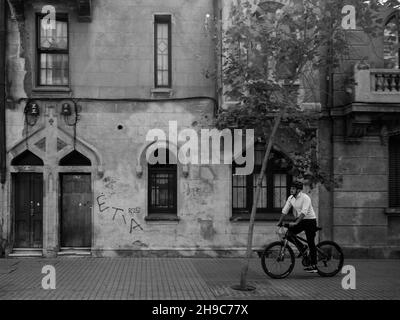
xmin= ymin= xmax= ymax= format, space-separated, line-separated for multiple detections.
xmin=5 ymin=98 xmax=310 ymax=256
xmin=332 ymin=138 xmax=389 ymax=246
xmin=7 ymin=0 xmax=216 ymax=100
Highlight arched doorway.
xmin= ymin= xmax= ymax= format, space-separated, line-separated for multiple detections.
xmin=59 ymin=150 xmax=92 ymax=249
xmin=11 ymin=150 xmax=44 ymax=248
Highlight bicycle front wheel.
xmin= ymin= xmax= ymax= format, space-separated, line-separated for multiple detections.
xmin=316 ymin=241 xmax=344 ymax=277
xmin=261 ymin=241 xmax=295 ymax=279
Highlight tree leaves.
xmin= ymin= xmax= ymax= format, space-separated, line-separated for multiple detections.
xmin=217 ymin=0 xmax=398 ymax=185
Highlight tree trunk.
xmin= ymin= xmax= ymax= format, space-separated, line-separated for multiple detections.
xmin=239 ymin=105 xmax=287 ymax=290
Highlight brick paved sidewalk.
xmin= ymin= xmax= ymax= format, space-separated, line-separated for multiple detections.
xmin=0 ymin=258 xmax=399 ymax=300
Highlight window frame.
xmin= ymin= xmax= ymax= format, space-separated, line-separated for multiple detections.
xmin=36 ymin=13 xmax=70 ymax=87
xmin=232 ymin=148 xmax=293 ymax=220
xmin=154 ymin=14 xmax=172 ymax=88
xmin=389 ymin=135 xmax=400 ymax=208
xmin=384 ymin=12 xmax=400 ymax=69
xmin=147 ymin=149 xmax=178 ymax=215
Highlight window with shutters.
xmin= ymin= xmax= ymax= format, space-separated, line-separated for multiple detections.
xmin=389 ymin=135 xmax=400 ymax=207
xmin=232 ymin=144 xmax=292 ymax=220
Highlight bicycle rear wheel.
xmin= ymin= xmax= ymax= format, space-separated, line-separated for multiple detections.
xmin=261 ymin=241 xmax=295 ymax=279
xmin=316 ymin=241 xmax=344 ymax=277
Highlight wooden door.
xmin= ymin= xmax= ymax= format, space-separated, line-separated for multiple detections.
xmin=13 ymin=173 xmax=43 ymax=248
xmin=60 ymin=174 xmax=92 ymax=248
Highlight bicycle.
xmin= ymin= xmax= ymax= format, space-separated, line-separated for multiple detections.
xmin=260 ymin=223 xmax=344 ymax=279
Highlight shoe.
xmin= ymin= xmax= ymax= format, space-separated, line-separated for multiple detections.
xmin=304 ymin=265 xmax=318 ymax=273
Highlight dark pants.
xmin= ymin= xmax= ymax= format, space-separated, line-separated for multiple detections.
xmin=288 ymin=219 xmax=317 ymax=265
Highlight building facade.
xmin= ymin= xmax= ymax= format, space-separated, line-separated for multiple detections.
xmin=0 ymin=0 xmax=399 ymax=258
xmin=326 ymin=6 xmax=400 ymax=257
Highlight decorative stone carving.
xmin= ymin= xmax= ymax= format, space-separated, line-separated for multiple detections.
xmin=35 ymin=138 xmax=46 ymax=152
xmin=57 ymin=138 xmax=68 ymax=152
xmin=345 ymin=114 xmax=370 ymax=139
xmin=355 ymin=58 xmax=370 ymax=70
xmin=345 ymin=114 xmax=400 ymax=144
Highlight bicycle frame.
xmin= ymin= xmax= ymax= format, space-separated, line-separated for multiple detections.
xmin=279 ymin=228 xmax=329 ymax=262
xmin=280 ymin=229 xmax=308 ymax=252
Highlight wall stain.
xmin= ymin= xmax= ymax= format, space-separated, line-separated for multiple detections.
xmin=132 ymin=240 xmax=148 ymax=248
xmin=198 ymin=219 xmax=216 ymax=241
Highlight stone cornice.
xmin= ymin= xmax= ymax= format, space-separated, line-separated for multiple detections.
xmin=8 ymin=0 xmax=92 ymax=22
xmin=331 ymin=102 xmax=400 ymax=117
xmin=331 ymin=102 xmax=400 ymax=143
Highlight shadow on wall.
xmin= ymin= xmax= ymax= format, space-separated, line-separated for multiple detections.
xmin=0 ymin=220 xmax=10 ymax=258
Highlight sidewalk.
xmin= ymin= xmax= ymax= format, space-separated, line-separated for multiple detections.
xmin=0 ymin=257 xmax=399 ymax=300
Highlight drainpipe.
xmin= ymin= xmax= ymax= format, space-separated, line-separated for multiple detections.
xmin=0 ymin=0 xmax=6 ymax=185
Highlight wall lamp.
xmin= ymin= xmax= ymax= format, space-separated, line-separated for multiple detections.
xmin=60 ymin=100 xmax=79 ymax=126
xmin=24 ymin=101 xmax=40 ymax=126
xmin=61 ymin=102 xmax=72 ymax=116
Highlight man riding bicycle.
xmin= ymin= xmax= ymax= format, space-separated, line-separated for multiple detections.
xmin=277 ymin=181 xmax=318 ymax=273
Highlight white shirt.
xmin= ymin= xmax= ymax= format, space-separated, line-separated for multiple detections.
xmin=282 ymin=191 xmax=316 ymax=220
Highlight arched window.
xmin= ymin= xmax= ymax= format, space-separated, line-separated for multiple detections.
xmin=389 ymin=135 xmax=400 ymax=207
xmin=232 ymin=144 xmax=292 ymax=218
xmin=59 ymin=150 xmax=91 ymax=166
xmin=384 ymin=13 xmax=400 ymax=69
xmin=148 ymin=147 xmax=177 ymax=215
xmin=11 ymin=150 xmax=44 ymax=166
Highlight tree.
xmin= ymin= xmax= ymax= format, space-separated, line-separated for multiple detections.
xmin=216 ymin=0 xmax=399 ymax=291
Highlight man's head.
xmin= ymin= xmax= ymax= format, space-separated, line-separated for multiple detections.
xmin=290 ymin=181 xmax=303 ymax=196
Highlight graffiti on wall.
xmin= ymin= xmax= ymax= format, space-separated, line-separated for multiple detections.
xmin=96 ymin=194 xmax=143 ymax=233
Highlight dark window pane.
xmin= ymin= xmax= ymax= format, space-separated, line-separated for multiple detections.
xmin=149 ymin=171 xmax=176 ymax=211
xmin=389 ymin=135 xmax=400 ymax=207
xmin=155 ymin=16 xmax=170 ymax=87
xmin=40 ymin=19 xmax=68 ymax=50
xmin=59 ymin=150 xmax=91 ymax=166
xmin=11 ymin=150 xmax=44 ymax=166
xmin=233 ymin=175 xmax=247 ymax=209
xmin=148 ymin=148 xmax=177 ymax=214
xmin=255 ymin=149 xmax=264 ymax=166
xmin=253 ymin=173 xmax=267 ymax=208
xmin=273 ymin=173 xmax=287 ymax=208
xmin=39 ymin=53 xmax=69 ymax=85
